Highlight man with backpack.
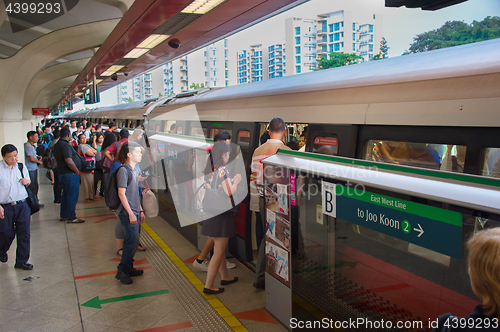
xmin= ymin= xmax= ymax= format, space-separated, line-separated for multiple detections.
xmin=24 ymin=131 xmax=43 ymax=208
xmin=114 ymin=142 xmax=145 ymax=284
xmin=40 ymin=126 xmax=53 ymax=150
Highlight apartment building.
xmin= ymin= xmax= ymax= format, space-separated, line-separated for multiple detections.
xmin=285 ymin=17 xmax=317 ymax=75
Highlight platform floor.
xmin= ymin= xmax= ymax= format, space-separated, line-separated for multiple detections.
xmin=0 ymin=173 xmax=288 ymax=332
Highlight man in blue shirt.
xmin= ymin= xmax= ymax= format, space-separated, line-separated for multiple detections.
xmin=24 ymin=131 xmax=43 ymax=208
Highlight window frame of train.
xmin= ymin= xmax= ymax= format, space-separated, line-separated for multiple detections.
xmin=356 ymin=125 xmax=500 ymax=175
xmin=261 ymin=149 xmax=500 ymax=330
xmin=305 ymin=124 xmax=358 ymax=157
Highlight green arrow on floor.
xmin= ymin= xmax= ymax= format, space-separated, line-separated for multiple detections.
xmin=81 ymin=289 xmax=169 ymax=309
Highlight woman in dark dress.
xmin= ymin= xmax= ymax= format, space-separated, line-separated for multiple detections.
xmin=433 ymin=228 xmax=500 ymax=331
xmin=202 ymin=142 xmax=242 ymax=294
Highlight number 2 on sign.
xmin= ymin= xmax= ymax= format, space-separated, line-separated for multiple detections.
xmin=402 ymin=220 xmax=411 ymax=234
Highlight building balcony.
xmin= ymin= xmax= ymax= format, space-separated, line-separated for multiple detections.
xmin=304 ymin=42 xmax=316 ymax=47
xmin=180 ymin=76 xmax=188 ymax=81
xmin=317 ymin=39 xmax=327 ymax=44
xmin=317 ymin=29 xmax=327 ymax=35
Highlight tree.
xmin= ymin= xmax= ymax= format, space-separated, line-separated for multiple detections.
xmin=373 ymin=37 xmax=389 ymax=60
xmin=403 ymin=16 xmax=500 ymax=55
xmin=158 ymin=92 xmax=163 ymax=97
xmin=190 ymin=83 xmax=205 ymax=90
xmin=124 ymin=97 xmax=133 ymax=103
xmin=316 ymin=52 xmax=364 ymax=70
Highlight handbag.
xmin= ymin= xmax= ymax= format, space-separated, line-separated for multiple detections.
xmin=77 ymin=154 xmax=88 ymax=172
xmin=142 ymin=189 xmax=158 ymax=218
xmin=84 ymin=156 xmax=96 ymax=172
xmin=42 ymin=149 xmax=57 ymax=170
xmin=17 ymin=163 xmax=40 ymax=215
xmin=202 ymin=167 xmax=236 ymax=216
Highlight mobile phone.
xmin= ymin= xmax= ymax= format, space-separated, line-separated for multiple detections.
xmin=141 ymin=170 xmax=150 ymax=177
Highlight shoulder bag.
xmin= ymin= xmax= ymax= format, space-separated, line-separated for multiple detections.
xmin=142 ymin=180 xmax=158 ymax=218
xmin=202 ymin=167 xmax=236 ymax=216
xmin=17 ymin=163 xmax=40 ymax=215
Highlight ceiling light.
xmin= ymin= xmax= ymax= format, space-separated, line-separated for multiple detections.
xmin=95 ymin=79 xmax=103 ymax=84
xmin=124 ymin=48 xmax=150 ymax=59
xmin=182 ymin=0 xmax=226 ymax=14
xmin=137 ymin=34 xmax=170 ymax=49
xmin=101 ymin=65 xmax=124 ymax=76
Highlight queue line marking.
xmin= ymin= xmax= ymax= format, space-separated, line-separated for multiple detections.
xmin=141 ymin=222 xmax=248 ymax=332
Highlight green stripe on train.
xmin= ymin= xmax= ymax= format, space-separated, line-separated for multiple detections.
xmin=278 ymin=149 xmax=500 ymax=188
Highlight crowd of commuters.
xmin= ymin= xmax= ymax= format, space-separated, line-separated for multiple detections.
xmin=2 ymin=116 xmax=500 ymax=330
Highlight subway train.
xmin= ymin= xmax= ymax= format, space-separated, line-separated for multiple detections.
xmin=65 ymin=38 xmax=500 ymax=330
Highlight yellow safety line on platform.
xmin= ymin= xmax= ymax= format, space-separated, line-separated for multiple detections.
xmin=142 ymin=222 xmax=248 ymax=332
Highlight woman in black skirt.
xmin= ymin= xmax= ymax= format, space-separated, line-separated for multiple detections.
xmin=202 ymin=142 xmax=242 ymax=294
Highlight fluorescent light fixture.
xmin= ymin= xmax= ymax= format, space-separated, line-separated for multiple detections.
xmin=124 ymin=48 xmax=150 ymax=59
xmin=181 ymin=0 xmax=226 ymax=14
xmin=94 ymin=79 xmax=103 ymax=84
xmin=137 ymin=34 xmax=170 ymax=49
xmin=101 ymin=65 xmax=124 ymax=76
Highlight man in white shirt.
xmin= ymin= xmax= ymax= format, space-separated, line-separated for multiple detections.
xmin=0 ymin=144 xmax=33 ymax=270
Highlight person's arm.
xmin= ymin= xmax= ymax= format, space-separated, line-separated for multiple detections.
xmin=83 ymin=145 xmax=96 ymax=157
xmin=222 ymin=174 xmax=242 ymax=197
xmin=104 ymin=148 xmax=113 ymax=162
xmin=28 ymin=154 xmax=42 ymax=165
xmin=20 ymin=164 xmax=31 ymax=186
xmin=64 ymin=157 xmax=79 ymax=174
xmin=117 ymin=187 xmax=137 ymax=224
xmin=92 ymin=136 xmax=97 ymax=149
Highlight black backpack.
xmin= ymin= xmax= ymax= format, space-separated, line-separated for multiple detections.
xmin=103 ymin=165 xmax=132 ymax=210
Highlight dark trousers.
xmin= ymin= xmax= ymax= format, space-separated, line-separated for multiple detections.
xmin=59 ymin=173 xmax=80 ymax=220
xmin=93 ymin=168 xmax=103 ymax=197
xmin=117 ymin=212 xmax=140 ymax=271
xmin=53 ymin=169 xmax=62 ymax=203
xmin=254 ymin=197 xmax=266 ymax=284
xmin=28 ymin=169 xmax=38 ymax=197
xmin=0 ymin=201 xmax=31 ymax=263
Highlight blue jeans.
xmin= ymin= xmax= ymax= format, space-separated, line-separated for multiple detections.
xmin=0 ymin=201 xmax=31 ymax=263
xmin=117 ymin=212 xmax=140 ymax=271
xmin=59 ymin=173 xmax=80 ymax=220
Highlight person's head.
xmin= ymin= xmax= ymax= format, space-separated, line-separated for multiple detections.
xmin=78 ymin=133 xmax=87 ymax=144
xmin=101 ymin=131 xmax=117 ymax=150
xmin=467 ymin=228 xmax=500 ymax=319
xmin=27 ymin=131 xmax=38 ymax=143
xmin=60 ymin=127 xmax=71 ymax=140
xmin=43 ymin=126 xmax=50 ymax=134
xmin=299 ymin=134 xmax=306 ymax=149
xmin=205 ymin=141 xmax=231 ymax=174
xmin=268 ymin=118 xmax=286 ymax=139
xmin=70 ymin=120 xmax=76 ymax=128
xmin=214 ymin=131 xmax=231 ymax=145
xmin=53 ymin=130 xmax=60 ymax=140
xmin=82 ymin=119 xmax=87 ymax=124
xmin=95 ymin=124 xmax=102 ymax=132
xmin=95 ymin=132 xmax=104 ymax=145
xmin=108 ymin=122 xmax=116 ymax=130
xmin=1 ymin=144 xmax=18 ymax=166
xmin=117 ymin=142 xmax=142 ymax=164
xmin=86 ymin=123 xmax=92 ymax=130
xmin=119 ymin=129 xmax=129 ymax=140
xmin=77 ymin=124 xmax=83 ymax=132
xmin=169 ymin=123 xmax=176 ymax=133
xmin=130 ymin=128 xmax=144 ymax=143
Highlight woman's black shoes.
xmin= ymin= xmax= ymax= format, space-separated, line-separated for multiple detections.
xmin=203 ymin=287 xmax=224 ymax=294
xmin=220 ymin=277 xmax=238 ymax=285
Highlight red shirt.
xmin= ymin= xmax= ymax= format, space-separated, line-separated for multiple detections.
xmin=106 ymin=138 xmax=128 ymax=156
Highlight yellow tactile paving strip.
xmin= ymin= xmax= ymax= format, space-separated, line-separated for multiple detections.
xmin=142 ymin=222 xmax=249 ymax=332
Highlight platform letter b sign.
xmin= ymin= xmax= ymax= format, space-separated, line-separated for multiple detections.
xmin=322 ymin=181 xmax=336 ymax=218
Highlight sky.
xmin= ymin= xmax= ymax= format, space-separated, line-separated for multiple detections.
xmin=73 ymin=0 xmax=500 ymax=110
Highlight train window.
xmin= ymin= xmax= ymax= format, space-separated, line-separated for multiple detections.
xmin=209 ymin=128 xmax=232 ymax=140
xmin=190 ymin=127 xmax=204 ymax=137
xmin=236 ymin=130 xmax=251 ymax=148
xmin=482 ymin=147 xmax=500 ymax=177
xmin=312 ymin=136 xmax=338 ymax=155
xmin=364 ymin=140 xmax=467 ymax=172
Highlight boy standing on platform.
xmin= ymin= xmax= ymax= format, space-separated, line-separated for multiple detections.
xmin=115 ymin=142 xmax=145 ymax=284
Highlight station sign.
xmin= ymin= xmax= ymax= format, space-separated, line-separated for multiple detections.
xmin=32 ymin=108 xmax=50 ymax=116
xmin=322 ymin=181 xmax=463 ymax=259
